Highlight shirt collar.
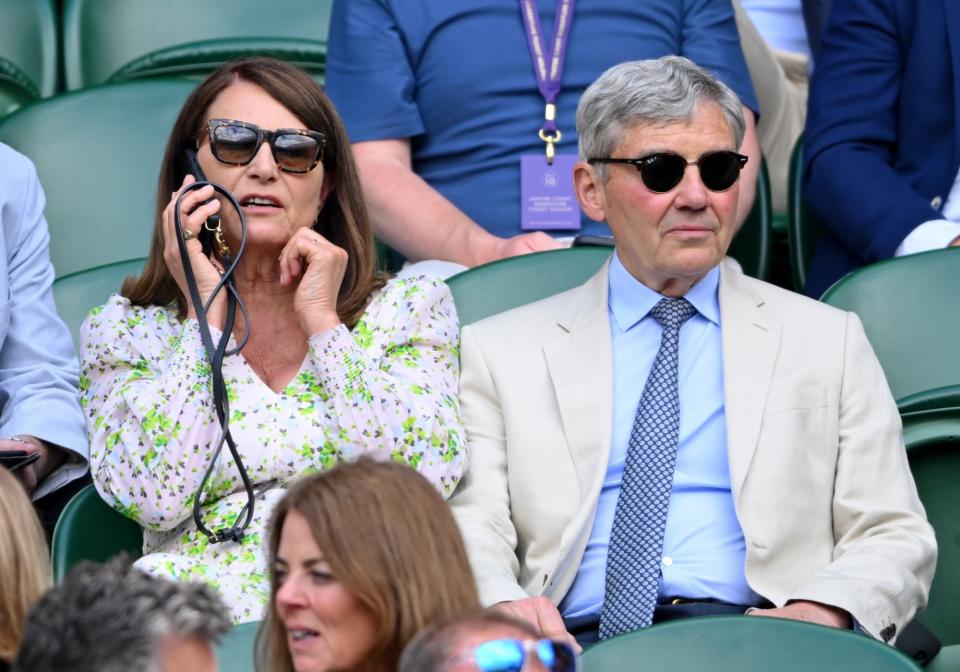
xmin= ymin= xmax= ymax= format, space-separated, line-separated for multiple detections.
xmin=608 ymin=251 xmax=721 ymax=332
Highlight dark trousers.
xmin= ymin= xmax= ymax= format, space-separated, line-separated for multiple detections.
xmin=34 ymin=472 xmax=91 ymax=543
xmin=566 ymin=601 xmax=756 ymax=648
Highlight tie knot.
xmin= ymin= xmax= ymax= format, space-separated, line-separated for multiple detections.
xmin=651 ymin=297 xmax=696 ymax=330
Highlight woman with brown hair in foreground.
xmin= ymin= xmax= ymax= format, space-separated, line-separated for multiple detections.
xmin=0 ymin=468 xmax=51 ymax=670
xmin=257 ymin=457 xmax=480 ymax=672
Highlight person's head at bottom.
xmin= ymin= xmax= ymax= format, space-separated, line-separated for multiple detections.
xmin=399 ymin=610 xmax=579 ymax=672
xmin=257 ymin=457 xmax=480 ymax=672
xmin=13 ymin=557 xmax=230 ymax=672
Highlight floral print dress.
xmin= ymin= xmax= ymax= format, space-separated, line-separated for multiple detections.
xmin=80 ymin=276 xmax=466 ymax=623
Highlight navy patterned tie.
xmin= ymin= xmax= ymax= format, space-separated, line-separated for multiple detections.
xmin=599 ymin=297 xmax=697 ymax=639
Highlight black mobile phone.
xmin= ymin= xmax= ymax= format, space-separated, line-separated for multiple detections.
xmin=0 ymin=449 xmax=40 ymax=473
xmin=182 ymin=149 xmax=221 ymax=239
xmin=183 ymin=147 xmax=208 ymax=183
xmin=572 ymin=234 xmax=615 ymax=248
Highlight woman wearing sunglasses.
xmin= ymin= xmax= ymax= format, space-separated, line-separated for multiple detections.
xmin=79 ymin=57 xmax=467 ymax=622
xmin=257 ymin=457 xmax=479 ymax=671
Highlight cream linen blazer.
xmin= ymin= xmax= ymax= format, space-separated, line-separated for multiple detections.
xmin=451 ymin=258 xmax=936 ymax=642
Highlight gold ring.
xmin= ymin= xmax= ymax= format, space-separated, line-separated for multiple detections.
xmin=182 ymin=228 xmax=196 ymax=242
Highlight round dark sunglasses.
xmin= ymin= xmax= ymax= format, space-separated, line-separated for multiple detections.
xmin=206 ymin=119 xmax=327 ymax=173
xmin=589 ymin=150 xmax=748 ymax=193
xmin=464 ymin=638 xmax=579 ymax=672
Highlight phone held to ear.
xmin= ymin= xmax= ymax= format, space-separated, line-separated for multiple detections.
xmin=182 ymin=148 xmax=221 ymax=231
xmin=0 ymin=449 xmax=40 ymax=473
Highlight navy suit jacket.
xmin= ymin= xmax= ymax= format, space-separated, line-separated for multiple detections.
xmin=803 ymin=0 xmax=960 ymax=297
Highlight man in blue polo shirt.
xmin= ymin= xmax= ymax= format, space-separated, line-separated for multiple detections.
xmin=326 ymin=0 xmax=759 ymax=268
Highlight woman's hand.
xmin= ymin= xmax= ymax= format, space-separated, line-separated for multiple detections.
xmin=162 ymin=175 xmax=228 ymax=329
xmin=278 ymin=228 xmax=347 ymax=335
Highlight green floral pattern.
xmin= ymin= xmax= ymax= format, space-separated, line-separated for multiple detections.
xmin=80 ymin=277 xmax=466 ymax=623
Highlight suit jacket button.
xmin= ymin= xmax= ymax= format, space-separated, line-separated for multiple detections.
xmin=931 ymin=196 xmax=943 ymax=210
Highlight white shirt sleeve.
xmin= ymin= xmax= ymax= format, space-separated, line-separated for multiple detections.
xmin=894 ymin=219 xmax=960 ymax=256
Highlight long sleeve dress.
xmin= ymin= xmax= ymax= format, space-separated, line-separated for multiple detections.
xmin=80 ymin=275 xmax=466 ymax=622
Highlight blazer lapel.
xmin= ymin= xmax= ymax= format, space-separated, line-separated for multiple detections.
xmin=542 ymin=263 xmax=614 ymax=589
xmin=719 ymin=260 xmax=782 ymax=499
xmin=945 ymin=0 xmax=960 ymax=169
xmin=543 ymin=262 xmax=614 ymax=496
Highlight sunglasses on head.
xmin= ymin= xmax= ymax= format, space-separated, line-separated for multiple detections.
xmin=589 ymin=150 xmax=748 ymax=193
xmin=205 ymin=118 xmax=327 ymax=173
xmin=468 ymin=638 xmax=578 ymax=672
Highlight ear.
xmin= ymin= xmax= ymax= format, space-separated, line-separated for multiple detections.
xmin=574 ymin=161 xmax=607 ymax=222
xmin=317 ymin=169 xmax=335 ymax=215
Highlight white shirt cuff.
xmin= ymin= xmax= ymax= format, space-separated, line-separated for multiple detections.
xmin=895 ymin=219 xmax=960 ymax=256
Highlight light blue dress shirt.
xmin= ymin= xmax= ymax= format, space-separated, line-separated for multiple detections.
xmin=560 ymin=253 xmax=760 ymax=619
xmin=0 ymin=143 xmax=89 ymax=498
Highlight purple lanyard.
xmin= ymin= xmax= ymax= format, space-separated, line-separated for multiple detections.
xmin=519 ymin=0 xmax=575 ymax=164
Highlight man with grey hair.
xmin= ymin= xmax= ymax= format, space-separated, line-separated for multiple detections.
xmin=450 ymin=56 xmax=936 ymax=648
xmin=14 ymin=558 xmax=230 ymax=672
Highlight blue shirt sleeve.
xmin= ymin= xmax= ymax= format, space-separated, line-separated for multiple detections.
xmin=0 ymin=144 xmax=89 ymax=497
xmin=326 ymin=0 xmax=426 ymax=142
xmin=681 ymin=0 xmax=759 ymax=113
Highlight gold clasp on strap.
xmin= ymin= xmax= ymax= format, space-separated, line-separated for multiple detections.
xmin=538 ymin=128 xmax=562 ymax=165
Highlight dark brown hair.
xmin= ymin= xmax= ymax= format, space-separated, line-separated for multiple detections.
xmin=122 ymin=57 xmax=385 ymax=326
xmin=256 ymin=458 xmax=480 ymax=672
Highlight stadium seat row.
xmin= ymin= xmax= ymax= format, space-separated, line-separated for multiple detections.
xmin=0 ymin=0 xmax=331 ymax=116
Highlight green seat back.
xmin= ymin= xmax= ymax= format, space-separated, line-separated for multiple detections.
xmin=216 ymin=621 xmax=260 ymax=672
xmin=51 ymin=484 xmax=143 ymax=581
xmin=820 ymin=248 xmax=960 ymax=403
xmin=0 ymin=79 xmax=194 ymax=277
xmin=787 ymin=135 xmax=825 ymax=291
xmin=727 ymin=157 xmax=774 ymax=281
xmin=926 ymin=643 xmax=960 ymax=672
xmin=62 ymin=0 xmax=332 ymax=89
xmin=447 ymin=248 xmax=612 ymax=326
xmin=899 ymin=400 xmax=960 ymax=647
xmin=580 ymin=615 xmax=920 ymax=671
xmin=0 ymin=0 xmax=57 ymax=116
xmin=53 ymin=258 xmax=146 ymax=348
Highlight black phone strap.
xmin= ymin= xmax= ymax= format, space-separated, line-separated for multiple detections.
xmin=173 ymin=182 xmax=254 ymax=544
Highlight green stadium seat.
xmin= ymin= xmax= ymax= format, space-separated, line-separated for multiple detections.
xmin=0 ymin=0 xmax=58 ymax=116
xmin=728 ymin=157 xmax=774 ymax=281
xmin=900 ymin=404 xmax=960 ymax=648
xmin=580 ymin=615 xmax=921 ymax=671
xmin=52 ymin=258 xmax=146 ymax=348
xmin=62 ymin=0 xmax=331 ymax=89
xmin=820 ymin=248 xmax=960 ymax=403
xmin=822 ymin=251 xmax=960 ymax=663
xmin=51 ymin=483 xmax=143 ymax=582
xmin=927 ymin=644 xmax=960 ymax=672
xmin=0 ymin=79 xmax=194 ymax=277
xmin=447 ymin=248 xmax=612 ymax=326
xmin=787 ymin=135 xmax=824 ymax=292
xmin=216 ymin=621 xmax=259 ymax=672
